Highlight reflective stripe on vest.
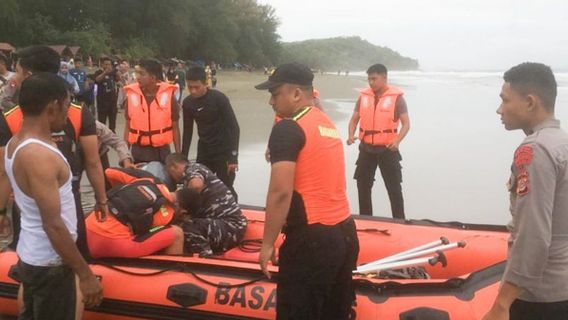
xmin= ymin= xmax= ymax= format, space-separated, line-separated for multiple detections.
xmin=358 ymin=86 xmax=403 ymax=146
xmin=292 ymin=107 xmax=350 ymax=225
xmin=4 ymin=104 xmax=82 ymax=142
xmin=125 ymin=82 xmax=176 ymax=147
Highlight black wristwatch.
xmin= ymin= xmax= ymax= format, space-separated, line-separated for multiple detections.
xmin=0 ymin=207 xmax=7 ymax=216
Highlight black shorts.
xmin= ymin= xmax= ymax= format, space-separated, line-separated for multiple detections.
xmin=18 ymin=260 xmax=76 ymax=320
xmin=510 ymin=299 xmax=568 ymax=320
xmin=277 ymin=218 xmax=360 ymax=320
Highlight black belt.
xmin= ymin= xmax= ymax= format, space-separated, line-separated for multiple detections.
xmin=129 ymin=126 xmax=173 ymax=136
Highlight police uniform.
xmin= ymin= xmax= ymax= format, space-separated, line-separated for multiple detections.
xmin=505 ymin=118 xmax=568 ymax=318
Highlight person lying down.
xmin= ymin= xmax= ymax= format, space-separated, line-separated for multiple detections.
xmin=85 ymin=167 xmax=247 ymax=258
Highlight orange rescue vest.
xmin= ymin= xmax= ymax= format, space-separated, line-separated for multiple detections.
xmin=292 ymin=107 xmax=350 ymax=225
xmin=125 ymin=82 xmax=176 ymax=147
xmin=358 ymin=86 xmax=403 ymax=146
xmin=4 ymin=104 xmax=83 ymax=141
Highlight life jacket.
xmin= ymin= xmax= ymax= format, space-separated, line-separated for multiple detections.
xmin=106 ymin=176 xmax=174 ymax=236
xmin=291 ymin=107 xmax=350 ymax=225
xmin=4 ymin=104 xmax=83 ymax=177
xmin=125 ymin=82 xmax=176 ymax=147
xmin=4 ymin=104 xmax=82 ymax=141
xmin=358 ymin=86 xmax=403 ymax=146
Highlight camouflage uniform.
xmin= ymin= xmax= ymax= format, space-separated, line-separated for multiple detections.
xmin=180 ymin=162 xmax=246 ymax=256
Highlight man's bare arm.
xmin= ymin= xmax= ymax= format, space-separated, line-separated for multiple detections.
xmin=0 ymin=147 xmax=12 ymax=236
xmin=347 ymin=111 xmax=360 ymax=145
xmin=79 ymin=135 xmax=108 ymax=210
xmin=172 ymin=119 xmax=181 ymax=153
xmin=259 ymin=161 xmax=296 ymax=278
xmin=21 ymin=146 xmax=102 ymax=307
xmin=0 ymin=147 xmax=11 ymax=210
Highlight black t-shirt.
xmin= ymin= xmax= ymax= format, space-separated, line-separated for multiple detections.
xmin=0 ymin=105 xmax=97 ymax=177
xmin=94 ymin=70 xmax=118 ymax=106
xmin=268 ymin=119 xmax=305 ymax=163
xmin=182 ymin=89 xmax=240 ymax=163
xmin=268 ymin=118 xmax=310 ymax=229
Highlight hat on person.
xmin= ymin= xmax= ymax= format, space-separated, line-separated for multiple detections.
xmin=255 ymin=62 xmax=314 ymax=90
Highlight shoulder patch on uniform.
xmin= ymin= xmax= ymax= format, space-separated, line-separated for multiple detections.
xmin=516 ymin=171 xmax=530 ymax=196
xmin=514 ymin=145 xmax=533 ymax=169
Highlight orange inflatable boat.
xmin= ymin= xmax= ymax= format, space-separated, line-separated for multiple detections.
xmin=0 ymin=206 xmax=508 ymax=319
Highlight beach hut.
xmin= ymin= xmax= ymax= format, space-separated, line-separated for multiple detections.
xmin=48 ymin=45 xmax=73 ymax=60
xmin=68 ymin=46 xmax=82 ymax=59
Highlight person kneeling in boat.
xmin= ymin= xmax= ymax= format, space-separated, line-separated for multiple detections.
xmin=85 ymin=168 xmax=184 ymax=258
xmin=165 ymin=153 xmax=247 ymax=257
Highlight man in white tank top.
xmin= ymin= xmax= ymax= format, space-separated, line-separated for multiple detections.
xmin=4 ymin=73 xmax=102 ymax=319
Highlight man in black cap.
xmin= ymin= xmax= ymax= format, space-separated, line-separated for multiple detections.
xmin=256 ymin=63 xmax=359 ymax=320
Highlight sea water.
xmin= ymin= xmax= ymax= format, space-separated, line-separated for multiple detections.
xmin=235 ymin=71 xmax=568 ymax=225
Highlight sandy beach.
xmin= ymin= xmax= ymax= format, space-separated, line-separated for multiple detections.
xmin=84 ymin=70 xmax=368 ymax=213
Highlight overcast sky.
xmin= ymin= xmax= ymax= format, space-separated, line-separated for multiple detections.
xmin=259 ymin=0 xmax=568 ymax=71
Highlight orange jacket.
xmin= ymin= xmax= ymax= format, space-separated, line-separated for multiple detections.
xmin=86 ymin=168 xmax=175 ymax=238
xmin=358 ymin=86 xmax=403 ymax=146
xmin=4 ymin=104 xmax=82 ymax=141
xmin=125 ymin=82 xmax=176 ymax=147
xmin=293 ymin=107 xmax=350 ymax=225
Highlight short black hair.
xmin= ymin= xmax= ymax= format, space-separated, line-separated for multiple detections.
xmin=165 ymin=153 xmax=189 ymax=167
xmin=15 ymin=46 xmax=60 ymax=74
xmin=0 ymin=52 xmax=10 ymax=67
xmin=504 ymin=62 xmax=557 ymax=112
xmin=100 ymin=57 xmax=112 ymax=63
xmin=367 ymin=63 xmax=388 ymax=76
xmin=176 ymin=187 xmax=203 ymax=216
xmin=19 ymin=73 xmax=69 ymax=116
xmin=138 ymin=59 xmax=163 ymax=80
xmin=186 ymin=66 xmax=206 ymax=82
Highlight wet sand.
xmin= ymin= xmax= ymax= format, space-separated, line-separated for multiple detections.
xmin=83 ymin=71 xmax=366 ymax=213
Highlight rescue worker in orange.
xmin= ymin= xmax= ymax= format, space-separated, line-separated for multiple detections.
xmin=347 ymin=63 xmax=410 ymax=219
xmin=123 ymin=59 xmax=181 ymax=164
xmin=256 ymin=63 xmax=359 ymax=320
xmin=85 ymin=168 xmax=184 ymax=258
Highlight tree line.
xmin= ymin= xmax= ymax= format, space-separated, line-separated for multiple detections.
xmin=0 ymin=0 xmax=281 ymax=65
xmin=281 ymin=37 xmax=419 ymax=71
xmin=0 ymin=1 xmax=419 ymax=69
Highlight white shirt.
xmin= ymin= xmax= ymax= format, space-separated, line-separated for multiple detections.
xmin=4 ymin=138 xmax=77 ymax=266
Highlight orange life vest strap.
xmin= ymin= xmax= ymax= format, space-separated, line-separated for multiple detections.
xmin=128 ymin=126 xmax=173 ymax=136
xmin=359 ymin=128 xmax=398 ymax=136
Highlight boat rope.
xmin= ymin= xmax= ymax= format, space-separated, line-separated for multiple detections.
xmin=356 ymin=228 xmax=391 ymax=235
xmin=238 ymin=239 xmax=263 ymax=253
xmin=94 ymin=261 xmax=268 ymax=288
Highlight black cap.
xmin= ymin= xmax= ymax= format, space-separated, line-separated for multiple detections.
xmin=255 ymin=63 xmax=314 ymax=90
